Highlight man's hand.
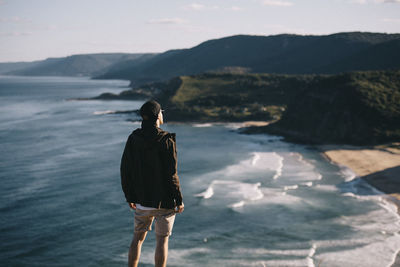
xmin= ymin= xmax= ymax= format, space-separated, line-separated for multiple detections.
xmin=129 ymin=203 xmax=136 ymax=210
xmin=175 ymin=203 xmax=184 ymax=213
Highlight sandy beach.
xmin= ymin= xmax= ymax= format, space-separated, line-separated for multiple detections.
xmin=322 ymin=143 xmax=400 ymax=202
xmin=322 ymin=143 xmax=400 ymax=266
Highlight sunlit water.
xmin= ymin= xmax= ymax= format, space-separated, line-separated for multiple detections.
xmin=1 ymin=76 xmax=399 ymax=267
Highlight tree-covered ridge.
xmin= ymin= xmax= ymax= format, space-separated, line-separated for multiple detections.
xmin=95 ymin=32 xmax=400 ymax=85
xmin=256 ymin=70 xmax=400 ymax=144
xmin=93 ymin=70 xmax=400 ymax=144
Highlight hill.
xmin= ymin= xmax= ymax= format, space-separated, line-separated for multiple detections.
xmin=6 ymin=53 xmax=155 ymax=77
xmin=259 ymin=70 xmax=400 ymax=144
xmin=0 ymin=61 xmax=42 ymax=74
xmin=93 ymin=70 xmax=400 ymax=145
xmin=96 ymin=32 xmax=400 ymax=85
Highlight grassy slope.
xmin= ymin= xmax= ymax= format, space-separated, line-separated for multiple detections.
xmin=159 ymin=73 xmax=314 ymax=122
xmin=94 ymin=70 xmax=400 ymax=145
xmin=157 ymin=71 xmax=400 ymax=144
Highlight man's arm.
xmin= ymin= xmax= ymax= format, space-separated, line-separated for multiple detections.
xmin=166 ymin=135 xmax=183 ymax=209
xmin=120 ymin=136 xmax=136 ymax=203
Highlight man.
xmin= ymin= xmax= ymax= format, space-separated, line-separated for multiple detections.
xmin=120 ymin=100 xmax=184 ymax=267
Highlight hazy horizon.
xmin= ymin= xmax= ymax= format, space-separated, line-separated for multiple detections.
xmin=1 ymin=0 xmax=400 ymax=62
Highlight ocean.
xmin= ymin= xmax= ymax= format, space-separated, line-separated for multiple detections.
xmin=1 ymin=76 xmax=399 ymax=267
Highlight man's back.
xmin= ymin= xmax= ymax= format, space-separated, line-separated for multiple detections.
xmin=121 ymin=126 xmax=182 ymax=209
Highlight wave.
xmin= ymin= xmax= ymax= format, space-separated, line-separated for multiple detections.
xmin=283 ymin=185 xmax=299 ymax=191
xmin=93 ymin=110 xmax=117 ymax=115
xmin=195 ymin=180 xmax=263 ymax=208
xmin=232 ymin=244 xmax=318 ymax=267
xmin=273 ymin=152 xmax=284 ymax=179
xmin=93 ymin=109 xmax=138 ymax=115
xmin=192 ymin=150 xmax=323 ymax=209
xmin=192 ymin=123 xmax=214 ymax=127
xmin=222 ymin=152 xmax=284 ymax=179
xmin=338 ymin=164 xmax=358 ymax=182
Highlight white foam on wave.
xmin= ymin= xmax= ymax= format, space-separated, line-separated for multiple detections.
xmin=232 ymin=245 xmax=318 ymax=267
xmin=230 ymin=201 xmax=245 ymax=208
xmin=257 ymin=187 xmax=303 ymax=206
xmin=192 ymin=151 xmax=285 ymax=183
xmin=93 ymin=110 xmax=116 ymax=115
xmin=196 ymin=180 xmax=264 ymax=208
xmin=338 ymin=164 xmax=358 ymax=182
xmin=224 ymin=152 xmax=284 ymax=178
xmin=195 ymin=186 xmax=214 ymax=199
xmin=314 ymin=234 xmax=400 ymax=267
xmin=251 ymin=153 xmax=261 ymax=166
xmin=273 ymin=152 xmax=284 ymax=179
xmin=290 ymin=152 xmax=314 ymax=168
xmin=134 ymin=247 xmax=211 ymax=266
xmin=192 ymin=123 xmax=214 ymax=127
xmin=306 ymin=243 xmax=317 ymax=267
xmin=302 ymin=182 xmax=313 ymax=187
xmin=283 ymin=152 xmax=322 ymax=183
xmin=284 ymin=185 xmax=299 ymax=191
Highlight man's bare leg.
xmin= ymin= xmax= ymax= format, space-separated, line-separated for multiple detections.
xmin=155 ymin=235 xmax=169 ymax=267
xmin=128 ymin=231 xmax=147 ymax=267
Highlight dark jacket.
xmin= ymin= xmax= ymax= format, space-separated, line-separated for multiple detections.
xmin=120 ymin=121 xmax=183 ymax=209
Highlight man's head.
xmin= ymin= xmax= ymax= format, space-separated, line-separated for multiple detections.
xmin=140 ymin=100 xmax=163 ymax=125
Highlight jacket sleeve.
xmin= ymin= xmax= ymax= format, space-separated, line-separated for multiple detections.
xmin=166 ymin=135 xmax=183 ymax=206
xmin=120 ymin=136 xmax=136 ymax=203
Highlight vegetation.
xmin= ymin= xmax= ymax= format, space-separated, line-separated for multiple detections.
xmin=247 ymin=70 xmax=400 ymax=145
xmin=95 ymin=70 xmax=400 ymax=145
xmin=95 ymin=32 xmax=400 ymax=85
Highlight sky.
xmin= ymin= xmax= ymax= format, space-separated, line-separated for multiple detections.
xmin=0 ymin=0 xmax=399 ymax=62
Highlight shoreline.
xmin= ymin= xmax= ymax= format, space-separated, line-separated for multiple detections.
xmin=321 ymin=144 xmax=400 ymax=266
xmin=321 ymin=143 xmax=400 ymax=208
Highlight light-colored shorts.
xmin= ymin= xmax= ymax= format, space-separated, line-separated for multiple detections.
xmin=134 ymin=208 xmax=176 ymax=236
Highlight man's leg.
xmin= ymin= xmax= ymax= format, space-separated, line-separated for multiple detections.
xmin=155 ymin=234 xmax=169 ymax=267
xmin=128 ymin=231 xmax=147 ymax=267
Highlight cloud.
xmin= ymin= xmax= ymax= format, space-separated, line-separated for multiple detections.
xmin=262 ymin=0 xmax=293 ymax=6
xmin=352 ymin=0 xmax=400 ymax=3
xmin=383 ymin=18 xmax=400 ymax=22
xmin=147 ymin=18 xmax=186 ymax=25
xmin=230 ymin=6 xmax=243 ymax=11
xmin=0 ymin=16 xmax=32 ymax=23
xmin=185 ymin=3 xmax=205 ymax=10
xmin=183 ymin=3 xmax=219 ymax=11
xmin=0 ymin=31 xmax=33 ymax=37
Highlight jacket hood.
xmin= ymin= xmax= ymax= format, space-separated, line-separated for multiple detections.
xmin=133 ymin=121 xmax=170 ymax=142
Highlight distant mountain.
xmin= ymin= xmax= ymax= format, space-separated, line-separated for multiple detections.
xmin=95 ymin=32 xmax=400 ymax=85
xmin=6 ymin=53 xmax=155 ymax=77
xmin=0 ymin=61 xmax=41 ymax=74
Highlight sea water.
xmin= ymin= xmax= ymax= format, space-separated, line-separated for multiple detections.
xmin=1 ymin=76 xmax=399 ymax=267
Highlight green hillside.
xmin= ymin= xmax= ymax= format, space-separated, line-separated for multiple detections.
xmin=157 ymin=73 xmax=313 ymax=122
xmin=261 ymin=70 xmax=400 ymax=144
xmin=96 ymin=70 xmax=400 ymax=145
